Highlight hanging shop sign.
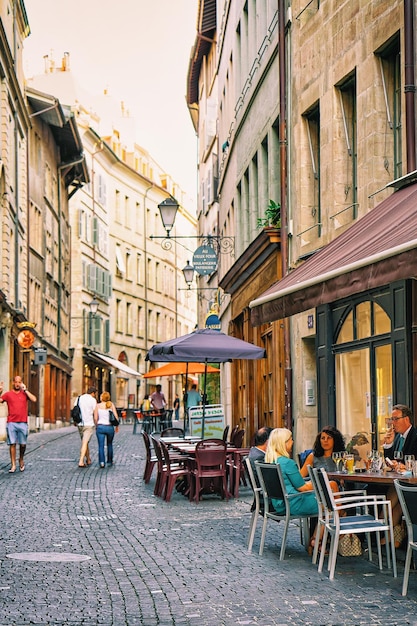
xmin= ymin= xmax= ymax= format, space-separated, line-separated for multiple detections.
xmin=192 ymin=245 xmax=218 ymax=276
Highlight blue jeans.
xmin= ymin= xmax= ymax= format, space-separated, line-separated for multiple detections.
xmin=96 ymin=424 xmax=115 ymax=465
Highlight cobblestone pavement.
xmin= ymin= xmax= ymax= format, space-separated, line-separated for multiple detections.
xmin=0 ymin=425 xmax=417 ymax=626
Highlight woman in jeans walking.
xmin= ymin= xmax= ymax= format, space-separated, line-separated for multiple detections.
xmin=94 ymin=391 xmax=118 ymax=468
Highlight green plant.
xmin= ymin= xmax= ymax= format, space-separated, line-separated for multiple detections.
xmin=256 ymin=200 xmax=281 ymax=229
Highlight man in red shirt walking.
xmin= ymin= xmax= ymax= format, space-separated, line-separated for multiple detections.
xmin=0 ymin=376 xmax=37 ymax=473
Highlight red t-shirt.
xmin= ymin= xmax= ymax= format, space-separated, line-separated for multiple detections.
xmin=1 ymin=390 xmax=29 ymax=423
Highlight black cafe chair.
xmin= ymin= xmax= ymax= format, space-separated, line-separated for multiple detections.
xmin=394 ymin=479 xmax=417 ymax=595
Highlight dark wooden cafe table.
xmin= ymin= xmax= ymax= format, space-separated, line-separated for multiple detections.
xmin=327 ymin=469 xmax=417 ymax=486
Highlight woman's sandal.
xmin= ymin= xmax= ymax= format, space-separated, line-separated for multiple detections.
xmin=308 ymin=538 xmax=329 ymax=556
xmin=8 ymin=466 xmax=16 ymax=473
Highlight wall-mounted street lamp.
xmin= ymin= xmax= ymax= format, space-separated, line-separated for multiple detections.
xmin=70 ymin=296 xmax=100 ymax=328
xmin=150 ymin=195 xmax=234 ymax=257
xmin=179 ymin=262 xmax=229 ymax=304
xmin=89 ymin=297 xmax=99 ymax=316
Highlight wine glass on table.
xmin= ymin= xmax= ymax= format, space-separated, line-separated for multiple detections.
xmin=394 ymin=450 xmax=403 ymax=472
xmin=332 ymin=451 xmax=341 ymax=472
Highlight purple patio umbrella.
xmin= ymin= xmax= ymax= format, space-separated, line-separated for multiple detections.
xmin=146 ymin=328 xmax=266 ymax=437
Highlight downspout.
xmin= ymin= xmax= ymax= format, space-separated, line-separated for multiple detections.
xmin=404 ymin=0 xmax=416 ymax=173
xmin=57 ymin=155 xmax=85 ymax=353
xmin=278 ymin=0 xmax=292 ymax=429
xmin=143 ymin=184 xmax=154 ymax=393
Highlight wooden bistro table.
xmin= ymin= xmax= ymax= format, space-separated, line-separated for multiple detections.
xmin=327 ymin=469 xmax=417 ymax=487
xmin=167 ymin=441 xmax=250 ymax=499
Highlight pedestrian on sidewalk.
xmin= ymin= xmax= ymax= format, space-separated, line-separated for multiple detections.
xmin=76 ymin=386 xmax=97 ymax=468
xmin=0 ymin=376 xmax=37 ymax=473
xmin=94 ymin=391 xmax=118 ymax=468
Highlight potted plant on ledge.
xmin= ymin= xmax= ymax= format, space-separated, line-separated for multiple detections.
xmin=257 ymin=200 xmax=281 ymax=242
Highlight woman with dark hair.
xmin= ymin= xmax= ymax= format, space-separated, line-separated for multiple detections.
xmin=300 ymin=426 xmax=346 ymax=477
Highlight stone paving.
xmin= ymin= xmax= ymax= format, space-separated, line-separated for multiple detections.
xmin=0 ymin=424 xmax=417 ymax=626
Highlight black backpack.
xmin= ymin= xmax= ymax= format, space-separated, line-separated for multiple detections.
xmin=71 ymin=397 xmax=82 ymax=425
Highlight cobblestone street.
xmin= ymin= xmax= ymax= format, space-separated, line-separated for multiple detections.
xmin=0 ymin=425 xmax=416 ymax=626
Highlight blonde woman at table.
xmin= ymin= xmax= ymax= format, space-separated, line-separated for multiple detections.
xmin=265 ymin=428 xmax=339 ymax=554
xmin=300 ymin=426 xmax=346 ymax=478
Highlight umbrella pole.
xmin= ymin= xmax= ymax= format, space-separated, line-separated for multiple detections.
xmin=201 ymin=361 xmax=208 ymax=439
xmin=184 ymin=362 xmax=189 ymax=434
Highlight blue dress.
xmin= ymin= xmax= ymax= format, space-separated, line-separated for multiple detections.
xmin=272 ymin=457 xmax=318 ymax=516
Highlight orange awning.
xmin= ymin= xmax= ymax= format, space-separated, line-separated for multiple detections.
xmin=143 ymin=362 xmax=220 ymax=378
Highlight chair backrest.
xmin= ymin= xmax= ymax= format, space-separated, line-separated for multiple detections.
xmin=159 ymin=438 xmax=174 ymax=469
xmin=307 ymin=464 xmax=325 ymax=511
xmin=161 ymin=427 xmax=184 ymax=438
xmin=151 ymin=434 xmax=164 ymax=466
xmin=312 ymin=467 xmax=337 ymax=512
xmin=142 ymin=431 xmax=153 ymax=462
xmin=231 ymin=428 xmax=245 ymax=448
xmin=222 ymin=425 xmax=230 ymax=442
xmin=244 ymin=456 xmax=262 ymax=509
xmin=229 ymin=425 xmax=239 ymax=443
xmin=195 ymin=439 xmax=227 ymax=472
xmin=394 ymin=479 xmax=417 ymax=528
xmin=255 ymin=461 xmax=286 ymax=506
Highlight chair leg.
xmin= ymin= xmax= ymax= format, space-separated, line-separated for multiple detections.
xmin=259 ymin=517 xmax=268 ymax=555
xmin=247 ymin=512 xmax=257 ymax=553
xmin=279 ymin=519 xmax=290 ymax=561
xmin=328 ymin=533 xmax=339 ymax=581
xmin=318 ymin=528 xmax=328 ymax=573
xmin=402 ymin=546 xmax=413 ymax=595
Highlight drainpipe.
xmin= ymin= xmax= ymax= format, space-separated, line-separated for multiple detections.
xmin=57 ymin=155 xmax=85 ymax=353
xmin=143 ymin=184 xmax=154 ymax=393
xmin=278 ymin=0 xmax=292 ymax=429
xmin=404 ymin=0 xmax=416 ymax=173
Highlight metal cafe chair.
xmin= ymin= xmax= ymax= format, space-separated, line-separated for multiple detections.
xmin=312 ymin=467 xmax=397 ymax=580
xmin=307 ymin=465 xmax=367 ymax=565
xmin=244 ymin=457 xmax=266 ymax=553
xmin=255 ymin=461 xmax=311 ymax=560
xmin=394 ymin=479 xmax=417 ymax=595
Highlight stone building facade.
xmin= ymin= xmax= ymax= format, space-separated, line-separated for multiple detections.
xmin=189 ymin=0 xmax=417 ymax=453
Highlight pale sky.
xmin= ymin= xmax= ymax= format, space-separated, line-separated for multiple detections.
xmin=23 ymin=0 xmax=199 ymax=207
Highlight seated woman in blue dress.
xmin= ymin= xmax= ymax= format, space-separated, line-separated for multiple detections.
xmin=264 ymin=428 xmax=318 ymax=517
xmin=265 ymin=428 xmax=340 ymax=553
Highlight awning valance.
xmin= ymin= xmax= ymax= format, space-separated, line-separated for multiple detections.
xmin=250 ymin=182 xmax=417 ymax=324
xmin=90 ymin=351 xmax=142 ymax=377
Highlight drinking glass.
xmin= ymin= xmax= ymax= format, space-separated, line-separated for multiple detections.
xmin=405 ymin=455 xmax=415 ymax=472
xmin=345 ymin=454 xmax=355 ymax=474
xmin=365 ymin=450 xmax=373 ymax=471
xmin=332 ymin=451 xmax=341 ymax=472
xmin=394 ymin=451 xmax=404 ymax=462
xmin=371 ymin=450 xmax=383 ymax=472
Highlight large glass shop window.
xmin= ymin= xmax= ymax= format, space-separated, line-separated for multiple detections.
xmin=335 ymin=302 xmax=392 ymax=454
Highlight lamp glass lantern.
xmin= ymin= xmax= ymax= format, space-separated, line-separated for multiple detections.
xmin=157 ymin=196 xmax=179 ymax=236
xmin=182 ymin=261 xmax=195 ymax=288
xmin=89 ymin=297 xmax=99 ymax=316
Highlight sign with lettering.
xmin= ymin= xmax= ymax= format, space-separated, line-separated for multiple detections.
xmin=189 ymin=404 xmax=224 ymax=439
xmin=192 ymin=245 xmax=218 ymax=276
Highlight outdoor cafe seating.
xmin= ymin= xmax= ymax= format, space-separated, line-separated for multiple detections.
xmin=255 ymin=461 xmax=311 ymax=560
xmin=394 ymin=479 xmax=417 ymax=596
xmin=311 ymin=467 xmax=397 ymax=580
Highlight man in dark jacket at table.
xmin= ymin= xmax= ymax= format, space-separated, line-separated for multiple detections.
xmin=382 ymin=404 xmax=417 ymax=468
xmin=248 ymin=427 xmax=273 ymax=473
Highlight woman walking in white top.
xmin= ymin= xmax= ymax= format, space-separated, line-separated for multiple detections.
xmin=94 ymin=392 xmax=118 ymax=468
